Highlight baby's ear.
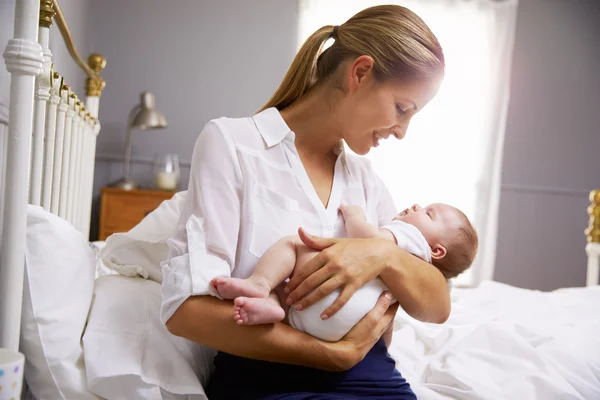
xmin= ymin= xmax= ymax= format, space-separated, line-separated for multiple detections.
xmin=431 ymin=244 xmax=447 ymax=260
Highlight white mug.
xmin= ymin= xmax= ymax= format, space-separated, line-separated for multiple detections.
xmin=0 ymin=349 xmax=24 ymax=400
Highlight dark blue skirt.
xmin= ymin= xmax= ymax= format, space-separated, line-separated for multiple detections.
xmin=205 ymin=339 xmax=416 ymax=399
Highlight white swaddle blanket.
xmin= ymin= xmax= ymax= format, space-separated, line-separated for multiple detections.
xmin=288 ymin=220 xmax=432 ymax=341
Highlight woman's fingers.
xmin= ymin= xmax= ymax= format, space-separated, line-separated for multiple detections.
xmin=321 ymin=285 xmax=355 ymax=319
xmin=380 ymin=302 xmax=399 ymax=330
xmin=331 ymin=292 xmax=398 ymax=370
xmin=366 ymin=291 xmax=394 ymax=324
xmin=298 ymin=227 xmax=338 ymax=250
xmin=286 ymin=250 xmax=327 ymax=294
xmin=346 ymin=291 xmax=398 ymax=342
xmin=286 ymin=264 xmax=333 ymax=306
xmin=290 ymin=274 xmax=343 ymax=311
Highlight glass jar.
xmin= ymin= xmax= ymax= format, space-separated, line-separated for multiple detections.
xmin=154 ymin=153 xmax=180 ymax=191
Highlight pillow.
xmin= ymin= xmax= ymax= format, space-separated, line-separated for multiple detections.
xmin=21 ymin=205 xmax=100 ymax=399
xmin=83 ymin=275 xmax=214 ymax=399
xmin=100 ymin=190 xmax=186 ymax=283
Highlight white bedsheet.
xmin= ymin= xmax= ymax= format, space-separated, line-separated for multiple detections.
xmin=389 ymin=281 xmax=600 ymax=400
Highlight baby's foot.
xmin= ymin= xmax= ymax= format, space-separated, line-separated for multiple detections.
xmin=233 ymin=297 xmax=286 ymax=325
xmin=211 ymin=276 xmax=270 ymax=300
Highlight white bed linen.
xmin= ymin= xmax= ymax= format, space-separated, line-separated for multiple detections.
xmin=83 ymin=275 xmax=214 ymax=400
xmin=389 ymin=281 xmax=600 ymax=400
xmin=90 ymin=241 xmax=116 ymax=278
xmin=21 ymin=205 xmax=100 ymax=399
xmin=98 ymin=191 xmax=187 ymax=283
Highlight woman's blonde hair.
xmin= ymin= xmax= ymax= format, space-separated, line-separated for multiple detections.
xmin=259 ymin=5 xmax=445 ymax=112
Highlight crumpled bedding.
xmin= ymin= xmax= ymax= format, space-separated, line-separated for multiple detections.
xmin=389 ymin=281 xmax=600 ymax=400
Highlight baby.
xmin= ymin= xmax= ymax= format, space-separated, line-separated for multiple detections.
xmin=211 ymin=203 xmax=478 ymax=341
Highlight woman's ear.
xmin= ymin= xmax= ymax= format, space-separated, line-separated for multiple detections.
xmin=348 ymin=55 xmax=375 ymax=92
xmin=431 ymin=244 xmax=447 ymax=260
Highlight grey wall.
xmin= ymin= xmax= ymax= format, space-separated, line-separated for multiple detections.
xmin=49 ymin=0 xmax=94 ymax=97
xmin=88 ymin=0 xmax=298 ymax=239
xmin=495 ymin=0 xmax=600 ymax=290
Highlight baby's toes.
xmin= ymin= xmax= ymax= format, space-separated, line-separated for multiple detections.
xmin=239 ymin=309 xmax=249 ymax=324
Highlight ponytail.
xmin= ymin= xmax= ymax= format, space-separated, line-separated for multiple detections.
xmin=259 ymin=5 xmax=444 ymax=113
xmin=258 ymin=25 xmax=335 ymax=112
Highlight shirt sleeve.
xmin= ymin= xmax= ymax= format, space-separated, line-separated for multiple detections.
xmin=160 ymin=119 xmax=242 ymax=324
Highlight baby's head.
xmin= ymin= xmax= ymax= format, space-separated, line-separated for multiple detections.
xmin=394 ymin=203 xmax=478 ymax=279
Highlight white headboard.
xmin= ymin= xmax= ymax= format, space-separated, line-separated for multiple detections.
xmin=0 ymin=0 xmax=105 ymax=350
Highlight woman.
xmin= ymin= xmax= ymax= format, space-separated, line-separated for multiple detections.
xmin=163 ymin=5 xmax=448 ymax=399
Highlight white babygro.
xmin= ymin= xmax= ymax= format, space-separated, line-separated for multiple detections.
xmin=381 ymin=220 xmax=432 ymax=264
xmin=288 ymin=220 xmax=431 ymax=342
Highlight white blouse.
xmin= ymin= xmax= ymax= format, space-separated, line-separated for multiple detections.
xmin=160 ymin=108 xmax=398 ymax=323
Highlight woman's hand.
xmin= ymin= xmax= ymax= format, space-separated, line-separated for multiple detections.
xmin=285 ymin=227 xmax=395 ymax=319
xmin=326 ymin=291 xmax=398 ymax=371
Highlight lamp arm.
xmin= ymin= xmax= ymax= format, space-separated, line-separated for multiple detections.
xmin=122 ymin=104 xmax=141 ymax=180
xmin=123 ymin=123 xmax=133 ymax=180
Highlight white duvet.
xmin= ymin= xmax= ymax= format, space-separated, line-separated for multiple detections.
xmin=389 ymin=281 xmax=600 ymax=400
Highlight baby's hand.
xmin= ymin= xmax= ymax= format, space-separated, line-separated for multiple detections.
xmin=339 ymin=205 xmax=366 ymax=221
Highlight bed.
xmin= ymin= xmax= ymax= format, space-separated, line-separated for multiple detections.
xmin=0 ymin=1 xmax=599 ymax=399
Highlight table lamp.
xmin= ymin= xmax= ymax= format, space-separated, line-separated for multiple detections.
xmin=111 ymin=91 xmax=167 ymax=190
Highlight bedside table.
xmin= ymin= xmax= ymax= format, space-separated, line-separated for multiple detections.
xmin=98 ymin=187 xmax=174 ymax=240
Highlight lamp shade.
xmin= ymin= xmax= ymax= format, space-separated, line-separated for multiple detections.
xmin=110 ymin=91 xmax=168 ymax=190
xmin=131 ymin=91 xmax=167 ymax=130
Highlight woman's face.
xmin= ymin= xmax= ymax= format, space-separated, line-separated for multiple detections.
xmin=336 ymin=57 xmax=442 ymax=155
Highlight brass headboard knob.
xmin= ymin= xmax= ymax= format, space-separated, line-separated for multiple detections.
xmin=585 ymin=189 xmax=600 ymax=243
xmin=86 ymin=53 xmax=106 ymax=97
xmin=39 ymin=0 xmax=55 ymax=28
xmin=88 ymin=53 xmax=107 ymax=72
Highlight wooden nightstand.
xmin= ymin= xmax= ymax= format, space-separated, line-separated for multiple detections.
xmin=98 ymin=187 xmax=174 ymax=240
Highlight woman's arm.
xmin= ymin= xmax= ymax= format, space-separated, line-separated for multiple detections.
xmin=167 ymin=296 xmax=335 ymax=369
xmin=286 ymin=231 xmax=450 ymax=324
xmin=372 ymin=166 xmax=450 ymax=323
xmin=379 ymin=241 xmax=450 ymax=323
xmin=167 ymin=290 xmax=398 ymax=371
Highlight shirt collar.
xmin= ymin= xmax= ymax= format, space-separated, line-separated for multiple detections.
xmin=252 ymin=107 xmax=292 ymax=148
xmin=252 ymin=107 xmax=351 ymax=175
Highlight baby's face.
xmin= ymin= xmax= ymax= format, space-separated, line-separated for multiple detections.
xmin=394 ymin=203 xmax=463 ymax=247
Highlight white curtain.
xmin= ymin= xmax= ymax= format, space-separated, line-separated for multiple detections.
xmin=298 ymin=0 xmax=519 ymax=286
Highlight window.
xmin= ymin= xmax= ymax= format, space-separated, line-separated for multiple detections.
xmin=298 ymin=0 xmax=518 ymax=286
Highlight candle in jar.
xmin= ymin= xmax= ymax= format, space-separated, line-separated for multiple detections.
xmin=156 ymin=171 xmax=178 ymax=190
